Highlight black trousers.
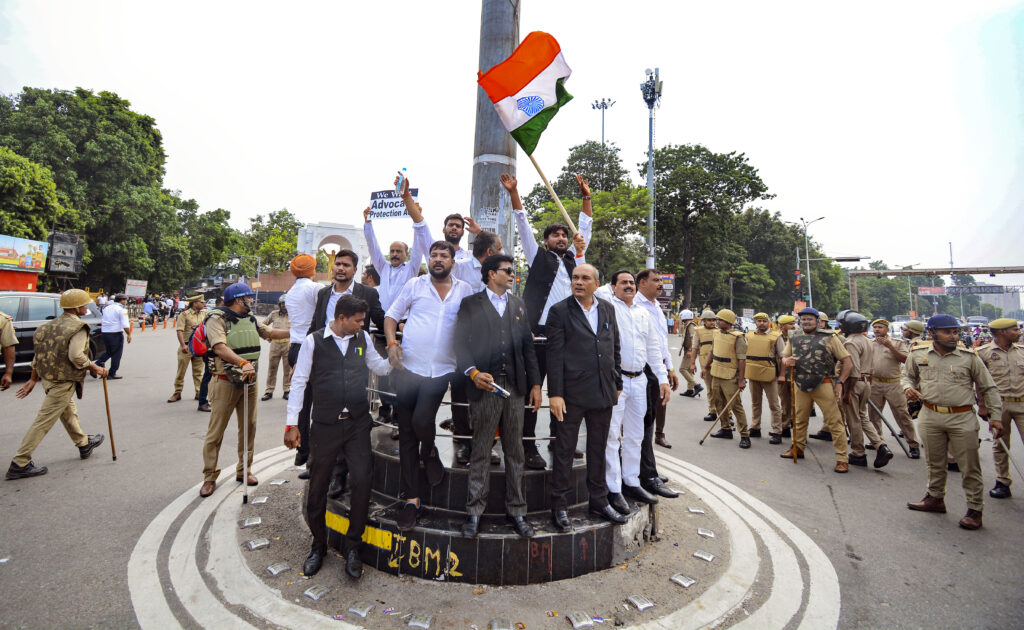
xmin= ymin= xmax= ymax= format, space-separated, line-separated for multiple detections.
xmin=305 ymin=414 xmax=373 ymax=553
xmin=551 ymin=402 xmax=612 ymax=511
xmin=450 ymin=374 xmax=470 ymax=447
xmin=198 ymin=358 xmax=212 ymax=405
xmin=640 ymin=371 xmax=660 ymax=481
xmin=288 ymin=342 xmax=314 ymax=458
xmin=467 ymin=376 xmax=526 ymax=517
xmin=395 ymin=371 xmax=450 ymax=499
xmin=521 ymin=337 xmax=548 ymax=455
xmin=96 ymin=332 xmax=124 ymax=375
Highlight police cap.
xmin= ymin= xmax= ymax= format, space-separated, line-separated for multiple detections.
xmin=988 ymin=318 xmax=1018 ymax=331
xmin=798 ymin=307 xmax=820 ymax=319
xmin=700 ymin=309 xmax=717 ymax=320
xmin=926 ymin=314 xmax=960 ymax=330
xmin=904 ymin=320 xmax=925 ymax=334
xmin=778 ymin=315 xmax=796 ymax=325
xmin=716 ymin=309 xmax=737 ymax=325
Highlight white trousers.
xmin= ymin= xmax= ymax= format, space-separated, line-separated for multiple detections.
xmin=606 ymin=373 xmax=650 ymax=492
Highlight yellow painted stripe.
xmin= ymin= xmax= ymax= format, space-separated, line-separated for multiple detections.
xmin=325 ymin=509 xmax=392 ymax=551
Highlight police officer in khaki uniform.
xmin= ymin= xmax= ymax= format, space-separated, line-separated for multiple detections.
xmin=781 ymin=307 xmax=853 ymax=472
xmin=903 ymin=314 xmax=1002 ymax=530
xmin=7 ymin=290 xmax=106 ymax=480
xmin=696 ymin=309 xmax=719 ymax=421
xmin=1 ymin=309 xmax=16 ymax=390
xmin=977 ymin=318 xmax=1024 ymax=499
xmin=261 ymin=294 xmax=292 ymax=401
xmin=677 ymin=309 xmax=703 ymax=398
xmin=745 ymin=312 xmax=782 ymax=441
xmin=836 ymin=310 xmax=893 ymax=468
xmin=869 ymin=318 xmax=921 ymax=458
xmin=168 ymin=295 xmax=206 ymax=403
xmin=772 ymin=315 xmax=796 ymax=444
xmin=199 ymin=283 xmax=289 ymax=497
xmin=704 ymin=309 xmax=751 ymax=448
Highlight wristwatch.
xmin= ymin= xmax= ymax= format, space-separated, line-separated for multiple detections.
xmin=836 ymin=379 xmax=844 ymax=385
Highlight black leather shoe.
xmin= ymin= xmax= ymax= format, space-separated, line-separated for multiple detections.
xmin=397 ymin=502 xmax=419 ymax=531
xmin=873 ymin=444 xmax=893 ymax=468
xmin=455 ymin=444 xmax=470 ymax=465
xmin=282 ymin=392 xmax=289 ymax=400
xmin=947 ymin=462 xmax=960 ymax=472
xmin=849 ymin=454 xmax=868 ymax=467
xmin=345 ymin=547 xmax=363 ymax=579
xmin=108 ymin=375 xmax=123 ymax=380
xmin=508 ymin=515 xmax=535 ymax=538
xmin=769 ymin=434 xmax=782 ymax=445
xmin=865 ymin=443 xmax=875 ymax=450
xmin=303 ymin=549 xmax=325 ymax=576
xmin=608 ymin=492 xmax=631 ymax=515
xmin=781 ymin=427 xmax=792 ymax=438
xmin=590 ymin=504 xmax=627 ymax=524
xmin=703 ymin=412 xmax=717 ymax=422
xmin=78 ymin=434 xmax=105 ymax=459
xmin=425 ymin=447 xmax=444 ymax=487
xmin=749 ymin=429 xmax=761 ymax=438
xmin=710 ymin=429 xmax=733 ymax=439
xmin=658 ymin=475 xmax=668 ymax=483
xmin=327 ymin=476 xmax=346 ymax=499
xmin=622 ymin=484 xmax=659 ymax=504
xmin=298 ymin=466 xmax=310 ymax=480
xmin=6 ymin=460 xmax=48 ymax=480
xmin=197 ymin=403 xmax=211 ymax=412
xmin=524 ymin=451 xmax=546 ymax=470
xmin=461 ymin=515 xmax=480 ymax=538
xmin=739 ymin=437 xmax=751 ymax=449
xmin=294 ymin=451 xmax=308 ymax=466
xmin=809 ymin=430 xmax=832 ymax=441
xmin=261 ymin=392 xmax=272 ymax=401
xmin=551 ymin=509 xmax=572 ymax=532
xmin=908 ymin=447 xmax=920 ymax=459
xmin=642 ymin=477 xmax=679 ymax=498
xmin=679 ymin=389 xmax=696 ymax=398
xmin=390 ymin=427 xmax=400 ymax=440
xmin=693 ymin=384 xmax=704 ymax=395
xmin=573 ymin=449 xmax=584 ymax=459
xmin=990 ymin=481 xmax=1012 ymax=499
xmin=490 ymin=448 xmax=501 ymax=465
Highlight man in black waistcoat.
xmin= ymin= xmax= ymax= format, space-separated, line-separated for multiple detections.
xmin=284 ymin=295 xmax=392 ymax=579
xmin=503 ymin=172 xmax=593 ymax=470
xmin=455 ymin=254 xmax=543 ymax=538
xmin=546 ymin=264 xmax=625 ymax=530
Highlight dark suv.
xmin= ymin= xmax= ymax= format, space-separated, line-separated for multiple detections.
xmin=0 ymin=291 xmax=106 ymax=371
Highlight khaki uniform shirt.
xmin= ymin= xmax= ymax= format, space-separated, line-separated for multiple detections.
xmin=263 ymin=310 xmax=291 ymax=345
xmin=901 ymin=344 xmax=1002 ymax=415
xmin=681 ymin=322 xmax=696 ymax=353
xmin=843 ymin=333 xmax=873 ymax=379
xmin=775 ymin=334 xmax=789 ymax=380
xmin=176 ymin=307 xmax=206 ymax=339
xmin=206 ymin=314 xmax=276 ymax=375
xmin=0 ymin=312 xmax=16 ymax=348
xmin=870 ymin=335 xmax=909 ymax=380
xmin=977 ymin=342 xmax=1024 ymax=399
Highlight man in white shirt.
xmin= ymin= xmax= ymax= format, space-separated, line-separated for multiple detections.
xmin=634 ymin=269 xmax=681 ymax=499
xmin=283 ymin=295 xmax=391 ymax=580
xmin=285 ymin=253 xmax=325 ymax=470
xmin=603 ymin=271 xmax=670 ymax=513
xmin=95 ymin=294 xmax=131 ymax=379
xmin=384 ymin=240 xmax=474 ymax=532
xmin=502 ymin=172 xmax=592 ymax=469
xmin=362 ymin=174 xmax=431 ymax=312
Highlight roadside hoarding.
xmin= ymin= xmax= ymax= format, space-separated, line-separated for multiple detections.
xmin=0 ymin=234 xmax=48 ymax=272
xmin=125 ymin=279 xmax=148 ymax=298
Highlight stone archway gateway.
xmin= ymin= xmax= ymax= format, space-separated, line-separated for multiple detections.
xmin=297 ymin=221 xmax=368 ymax=265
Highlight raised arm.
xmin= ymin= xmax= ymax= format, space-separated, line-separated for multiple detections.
xmin=503 ymin=173 xmax=539 ymax=265
xmin=363 ymin=207 xmax=387 ymax=270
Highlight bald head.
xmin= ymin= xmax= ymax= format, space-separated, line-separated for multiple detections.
xmin=571 ymin=263 xmax=600 ymax=301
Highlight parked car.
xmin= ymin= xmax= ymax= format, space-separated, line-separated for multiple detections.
xmin=0 ymin=291 xmax=106 ymax=371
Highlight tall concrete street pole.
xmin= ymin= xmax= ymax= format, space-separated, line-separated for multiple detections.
xmin=640 ymin=68 xmax=662 ymax=270
xmin=470 ymin=0 xmax=519 ymax=268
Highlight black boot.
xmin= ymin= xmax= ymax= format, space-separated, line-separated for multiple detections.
xmin=6 ymin=461 xmax=48 ymax=480
xmin=703 ymin=412 xmax=718 ymax=422
xmin=710 ymin=428 xmax=733 ymax=439
xmin=990 ymin=481 xmax=1012 ymax=499
xmin=78 ymin=434 xmax=105 ymax=459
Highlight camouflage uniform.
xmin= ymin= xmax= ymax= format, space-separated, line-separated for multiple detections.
xmin=785 ymin=329 xmax=850 ymax=463
xmin=11 ymin=313 xmax=92 ymax=467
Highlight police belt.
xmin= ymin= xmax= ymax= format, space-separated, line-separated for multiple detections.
xmin=745 ymin=355 xmax=775 ymax=363
xmin=712 ymin=354 xmax=731 ymax=363
xmin=622 ymin=368 xmax=644 ymax=378
xmin=700 ymin=341 xmax=712 ymax=346
xmin=1002 ymin=395 xmax=1024 ymax=403
xmin=874 ymin=376 xmax=900 ymax=383
xmin=922 ymin=401 xmax=973 ymax=414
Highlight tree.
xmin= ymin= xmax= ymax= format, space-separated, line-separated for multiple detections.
xmin=646 ymin=144 xmax=774 ymax=308
xmin=0 ymin=147 xmax=80 ymax=240
xmin=524 ymin=141 xmax=629 ymax=210
xmin=241 ymin=209 xmax=303 ymax=272
xmin=174 ymin=195 xmax=242 ymax=283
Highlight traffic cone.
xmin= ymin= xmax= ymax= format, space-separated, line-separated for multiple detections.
xmin=141 ymin=319 xmax=145 ymax=331
xmin=130 ymin=321 xmax=134 ymax=333
xmin=163 ymin=317 xmax=168 ymax=329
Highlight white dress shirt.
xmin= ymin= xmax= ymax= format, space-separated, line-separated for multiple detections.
xmin=452 ymin=257 xmax=485 ymax=292
xmin=100 ymin=302 xmax=129 ymax=333
xmin=607 ymin=295 xmax=668 ymax=384
xmin=486 ymin=287 xmax=508 ymax=317
xmin=363 ymin=220 xmax=430 ymax=311
xmin=514 ymin=209 xmax=593 ymax=326
xmin=286 ymin=328 xmax=391 ymax=426
xmin=285 ymin=277 xmax=323 ymax=344
xmin=635 ymin=292 xmax=673 ymax=374
xmin=574 ymin=297 xmax=600 ymax=335
xmin=323 ymin=284 xmax=353 ymax=326
xmin=385 ymin=274 xmax=474 ymax=378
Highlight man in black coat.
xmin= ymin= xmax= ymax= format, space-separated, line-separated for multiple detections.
xmin=546 ymin=263 xmax=626 ymax=530
xmin=454 ymin=254 xmax=543 ymax=538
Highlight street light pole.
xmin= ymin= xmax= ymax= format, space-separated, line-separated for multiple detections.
xmin=640 ymin=68 xmax=662 ymax=270
xmin=591 ymin=98 xmax=615 ymax=146
xmin=799 ymin=216 xmax=825 ymax=308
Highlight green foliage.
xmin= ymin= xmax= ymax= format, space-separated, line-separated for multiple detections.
xmin=979 ymin=303 xmax=1003 ymax=318
xmin=528 ymin=183 xmax=648 ymax=281
xmin=524 ymin=141 xmax=629 ymax=210
xmin=315 ymin=249 xmax=330 ymax=273
xmin=240 ymin=209 xmax=303 ymax=272
xmin=0 ymin=146 xmax=80 ymax=240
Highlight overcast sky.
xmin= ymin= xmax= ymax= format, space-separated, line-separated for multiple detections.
xmin=1 ymin=0 xmax=1022 ymax=291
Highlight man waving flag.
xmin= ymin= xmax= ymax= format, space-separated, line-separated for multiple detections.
xmin=477 ymin=31 xmax=573 ymax=156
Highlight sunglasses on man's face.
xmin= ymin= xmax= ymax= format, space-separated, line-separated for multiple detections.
xmin=497 ymin=267 xmax=514 ymax=275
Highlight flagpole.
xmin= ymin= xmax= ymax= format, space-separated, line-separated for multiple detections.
xmin=527 ymin=153 xmax=578 ymax=235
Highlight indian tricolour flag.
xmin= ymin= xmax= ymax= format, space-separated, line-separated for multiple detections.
xmin=477 ymin=31 xmax=573 ymax=155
